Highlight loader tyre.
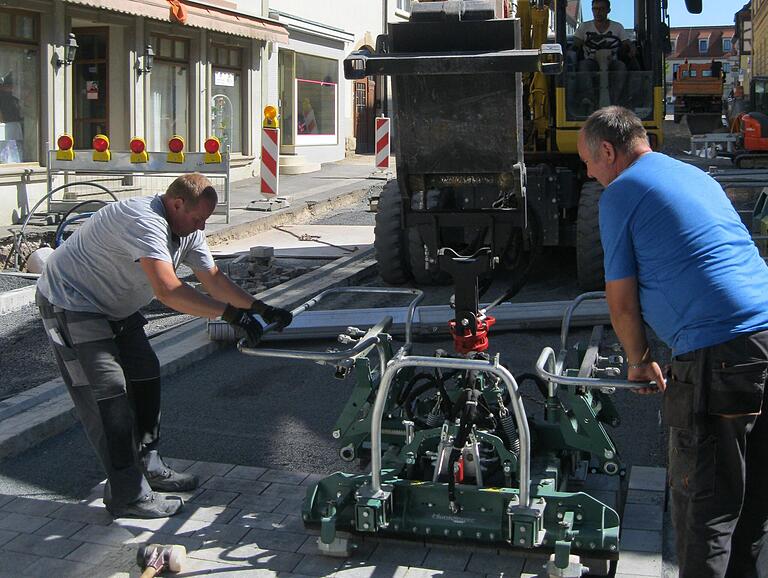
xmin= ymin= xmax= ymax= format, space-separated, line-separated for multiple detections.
xmin=374 ymin=180 xmax=411 ymax=284
xmin=576 ymin=181 xmax=605 ymax=291
xmin=408 ymin=228 xmax=451 ymax=286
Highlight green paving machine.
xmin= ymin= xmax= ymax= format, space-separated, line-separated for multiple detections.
xmin=238 ymin=289 xmax=653 ymax=577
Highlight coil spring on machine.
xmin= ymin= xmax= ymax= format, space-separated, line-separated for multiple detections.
xmin=499 ymin=412 xmax=521 ymax=455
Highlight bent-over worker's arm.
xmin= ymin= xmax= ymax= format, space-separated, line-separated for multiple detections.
xmin=140 ymin=257 xmax=228 ymax=318
xmin=605 ymin=276 xmax=666 ymax=391
xmin=194 ymin=265 xmax=255 ymax=310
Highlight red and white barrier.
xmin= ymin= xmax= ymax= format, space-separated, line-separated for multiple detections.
xmin=375 ymin=117 xmax=390 ymax=170
xmin=260 ymin=127 xmax=280 ymax=197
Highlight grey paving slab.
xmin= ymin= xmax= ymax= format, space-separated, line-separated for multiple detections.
xmin=301 ymin=473 xmax=327 ymax=487
xmin=0 ymin=550 xmax=37 ymax=573
xmin=181 ymin=503 xmax=242 ymax=524
xmin=1 ymin=496 xmax=62 ymax=517
xmin=614 ymin=550 xmax=663 ymax=577
xmin=586 ymin=489 xmax=619 ymax=511
xmin=34 ymin=518 xmax=86 ymax=538
xmin=231 ymin=510 xmax=288 ymax=531
xmin=628 ymin=467 xmax=666 ymax=492
xmin=262 ymin=481 xmax=310 ymax=498
xmin=164 ymin=456 xmax=196 ymax=472
xmin=404 ymin=568 xmax=484 ymax=578
xmin=227 ymin=464 xmax=269 ymax=481
xmin=625 ymin=489 xmax=665 ymax=506
xmin=20 ymin=556 xmax=95 ymax=577
xmin=70 ymin=522 xmax=139 ymax=546
xmin=291 ymin=553 xmax=350 ymax=576
xmin=274 ymin=514 xmax=319 ymax=535
xmin=189 ymin=543 xmax=304 ymax=573
xmin=124 ymin=529 xmax=204 ymax=551
xmin=620 ymin=529 xmax=664 ymax=553
xmin=51 ymin=501 xmax=114 ymax=525
xmin=65 ymin=541 xmax=126 ymax=565
xmin=622 ymin=502 xmax=664 ymax=531
xmin=260 ymin=469 xmax=310 ymax=485
xmin=296 ymin=534 xmax=376 ymax=559
xmin=241 ymin=527 xmax=309 ymax=553
xmin=189 ymin=488 xmax=239 ymax=506
xmin=203 ymin=474 xmax=270 ymax=495
xmin=422 ymin=545 xmax=473 ymax=572
xmin=333 ymin=564 xmax=409 ymax=578
xmin=231 ymin=492 xmax=285 ymax=512
xmin=466 ymin=550 xmax=525 ymax=576
xmin=368 ymin=541 xmax=429 ymax=567
xmin=274 ymin=496 xmax=306 ymax=515
xmin=0 ymin=494 xmax=14 ymax=508
xmin=0 ymin=528 xmax=17 ymax=546
xmin=2 ymin=531 xmax=82 ymax=558
xmin=0 ymin=512 xmax=52 ymax=533
xmin=175 ymin=518 xmax=252 ymax=544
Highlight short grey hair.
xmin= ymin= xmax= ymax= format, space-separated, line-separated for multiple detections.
xmin=581 ymin=106 xmax=649 ymax=157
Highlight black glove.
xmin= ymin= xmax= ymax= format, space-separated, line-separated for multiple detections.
xmin=222 ymin=304 xmax=264 ymax=346
xmin=250 ymin=300 xmax=293 ymax=331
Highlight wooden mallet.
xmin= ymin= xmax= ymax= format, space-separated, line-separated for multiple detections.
xmin=136 ymin=543 xmax=186 ymax=577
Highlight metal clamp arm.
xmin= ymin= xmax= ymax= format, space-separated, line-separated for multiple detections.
xmin=535 ymin=347 xmax=656 ymax=390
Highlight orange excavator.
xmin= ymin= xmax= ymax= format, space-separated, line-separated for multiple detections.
xmin=729 ymin=76 xmax=768 ymax=168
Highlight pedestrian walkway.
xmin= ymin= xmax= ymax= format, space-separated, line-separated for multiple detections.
xmin=0 ymin=458 xmax=666 ymax=577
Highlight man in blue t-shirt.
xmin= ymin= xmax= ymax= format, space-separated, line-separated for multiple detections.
xmin=578 ymin=106 xmax=768 ymax=578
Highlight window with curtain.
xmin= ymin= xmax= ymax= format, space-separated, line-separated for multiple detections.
xmin=149 ymin=35 xmax=188 ymax=150
xmin=0 ymin=8 xmax=39 ymax=164
xmin=211 ymin=44 xmax=242 ymax=153
xmin=295 ymin=53 xmax=338 ymax=146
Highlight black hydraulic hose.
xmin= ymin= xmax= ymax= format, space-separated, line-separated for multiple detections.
xmin=54 ymin=199 xmax=108 ymax=248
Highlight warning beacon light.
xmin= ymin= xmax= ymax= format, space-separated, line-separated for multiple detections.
xmin=129 ymin=137 xmax=148 ymax=163
xmin=204 ymin=136 xmax=221 ymax=164
xmin=263 ymin=105 xmax=279 ymax=128
xmin=56 ymin=134 xmax=75 ymax=161
xmin=167 ymin=135 xmax=185 ymax=163
xmin=92 ymin=134 xmax=111 ymax=162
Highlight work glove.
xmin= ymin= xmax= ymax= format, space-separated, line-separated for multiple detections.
xmin=250 ymin=300 xmax=293 ymax=331
xmin=222 ymin=304 xmax=264 ymax=346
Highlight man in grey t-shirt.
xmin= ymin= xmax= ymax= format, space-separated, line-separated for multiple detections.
xmin=36 ymin=173 xmax=292 ymax=519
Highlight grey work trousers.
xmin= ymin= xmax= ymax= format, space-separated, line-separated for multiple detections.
xmin=665 ymin=330 xmax=768 ymax=578
xmin=36 ymin=291 xmax=163 ymax=508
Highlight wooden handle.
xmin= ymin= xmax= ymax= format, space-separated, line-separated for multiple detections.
xmin=140 ymin=568 xmax=158 ymax=578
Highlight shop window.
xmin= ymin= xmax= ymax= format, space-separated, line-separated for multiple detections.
xmin=148 ymin=35 xmax=188 ymax=150
xmin=211 ymin=44 xmax=242 ymax=153
xmin=295 ymin=53 xmax=338 ymax=146
xmin=0 ymin=8 xmax=39 ymax=165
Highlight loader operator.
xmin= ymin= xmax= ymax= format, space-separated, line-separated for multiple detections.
xmin=35 ymin=173 xmax=292 ymax=519
xmin=578 ymin=106 xmax=768 ymax=578
xmin=571 ymin=0 xmax=636 ymax=112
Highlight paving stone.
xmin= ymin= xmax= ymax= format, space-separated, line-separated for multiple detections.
xmin=111 ymin=515 xmax=186 ymax=534
xmin=185 ymin=460 xmax=236 ymax=481
xmin=34 ymin=518 xmax=86 ymax=538
xmin=625 ymin=490 xmax=665 ymax=507
xmin=164 ymin=456 xmax=196 ymax=472
xmin=574 ymin=474 xmax=621 ymax=492
xmin=422 ymin=545 xmax=473 ymax=571
xmin=301 ymin=473 xmax=326 ymax=487
xmin=333 ymin=563 xmax=409 ymax=577
xmin=232 ymin=510 xmax=288 ymax=531
xmin=274 ymin=497 xmax=306 ymax=515
xmin=190 ymin=488 xmax=239 ymax=506
xmin=20 ymin=556 xmax=95 ymax=577
xmin=189 ymin=543 xmax=303 ymax=573
xmin=620 ymin=528 xmax=663 ymax=553
xmin=182 ymin=503 xmax=241 ymax=524
xmin=622 ymin=503 xmax=663 ymax=531
xmin=231 ymin=493 xmax=284 ymax=513
xmin=0 ymin=550 xmax=37 ymax=573
xmin=614 ymin=550 xmax=663 ymax=576
xmin=203 ymin=475 xmax=270 ymax=495
xmin=0 ymin=512 xmax=52 ymax=533
xmin=466 ymin=550 xmax=525 ymax=576
xmin=227 ymin=465 xmax=269 ymax=480
xmin=65 ymin=542 xmax=125 ymax=565
xmin=0 ymin=528 xmax=17 ymax=547
xmin=176 ymin=518 xmax=251 ymax=544
xmin=627 ymin=467 xmax=666 ymax=493
xmin=296 ymin=534 xmax=376 ymax=559
xmin=260 ymin=470 xmax=310 ymax=485
xmin=262 ymin=482 xmax=310 ymax=498
xmin=50 ymin=502 xmax=113 ymax=526
xmin=2 ymin=496 xmax=63 ymax=517
xmin=3 ymin=532 xmax=82 ymax=558
xmin=274 ymin=514 xmax=319 ymax=535
xmin=241 ymin=527 xmax=310 ymax=553
xmin=368 ymin=541 xmax=429 ymax=567
xmin=404 ymin=568 xmax=483 ymax=578
xmin=70 ymin=522 xmax=139 ymax=546
xmin=292 ymin=553 xmax=348 ymax=576
xmin=522 ymin=555 xmax=550 ymax=577
xmin=0 ymin=494 xmax=15 ymax=508
xmin=124 ymin=529 xmax=204 ymax=551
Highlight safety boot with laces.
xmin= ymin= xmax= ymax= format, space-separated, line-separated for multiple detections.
xmin=146 ymin=464 xmax=199 ymax=492
xmin=106 ymin=491 xmax=183 ymax=519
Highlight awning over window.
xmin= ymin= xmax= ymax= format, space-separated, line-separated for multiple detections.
xmin=62 ymin=0 xmax=289 ymax=44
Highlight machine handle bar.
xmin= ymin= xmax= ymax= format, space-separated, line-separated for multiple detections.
xmin=536 ymin=347 xmax=657 ymax=390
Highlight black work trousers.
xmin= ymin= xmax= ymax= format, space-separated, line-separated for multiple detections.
xmin=665 ymin=330 xmax=768 ymax=578
xmin=36 ymin=291 xmax=163 ymax=508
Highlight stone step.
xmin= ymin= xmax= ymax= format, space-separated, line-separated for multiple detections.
xmin=279 ymin=154 xmax=320 ymax=175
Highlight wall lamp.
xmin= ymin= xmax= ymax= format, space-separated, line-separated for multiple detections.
xmin=136 ymin=44 xmax=154 ymax=75
xmin=54 ymin=32 xmax=78 ymax=68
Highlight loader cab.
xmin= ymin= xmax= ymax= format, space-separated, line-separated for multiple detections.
xmin=752 ymin=77 xmax=768 ymax=116
xmin=553 ymin=0 xmax=666 ymax=153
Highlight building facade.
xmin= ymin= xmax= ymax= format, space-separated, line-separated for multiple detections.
xmin=753 ymin=0 xmax=768 ymax=78
xmin=666 ymin=25 xmax=738 ymax=100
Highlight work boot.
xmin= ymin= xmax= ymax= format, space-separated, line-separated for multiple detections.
xmin=146 ymin=465 xmax=199 ymax=492
xmin=106 ymin=491 xmax=182 ymax=519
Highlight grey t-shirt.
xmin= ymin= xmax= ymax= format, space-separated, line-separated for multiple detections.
xmin=37 ymin=195 xmax=215 ymax=320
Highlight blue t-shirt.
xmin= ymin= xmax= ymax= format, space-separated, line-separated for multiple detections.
xmin=599 ymin=152 xmax=768 ymax=355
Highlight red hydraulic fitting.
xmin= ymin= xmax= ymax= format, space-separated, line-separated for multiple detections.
xmin=449 ymin=315 xmax=496 ymax=354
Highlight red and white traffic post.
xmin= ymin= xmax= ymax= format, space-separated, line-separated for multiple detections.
xmin=250 ymin=105 xmax=289 ymax=211
xmin=375 ymin=116 xmax=391 ymax=172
